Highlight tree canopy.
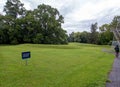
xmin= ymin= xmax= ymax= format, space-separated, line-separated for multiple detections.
xmin=0 ymin=0 xmax=68 ymax=44
xmin=0 ymin=0 xmax=119 ymax=45
xmin=68 ymin=20 xmax=114 ymax=45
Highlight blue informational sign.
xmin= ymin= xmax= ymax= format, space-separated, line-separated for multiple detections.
xmin=22 ymin=51 xmax=31 ymax=59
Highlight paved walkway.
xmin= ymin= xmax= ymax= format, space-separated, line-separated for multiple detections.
xmin=106 ymin=57 xmax=120 ymax=87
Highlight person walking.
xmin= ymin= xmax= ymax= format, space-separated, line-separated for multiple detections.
xmin=114 ymin=45 xmax=119 ymax=58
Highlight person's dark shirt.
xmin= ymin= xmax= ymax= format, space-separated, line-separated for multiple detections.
xmin=115 ymin=45 xmax=119 ymax=52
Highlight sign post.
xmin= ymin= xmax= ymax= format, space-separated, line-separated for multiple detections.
xmin=26 ymin=59 xmax=28 ymax=66
xmin=22 ymin=51 xmax=31 ymax=65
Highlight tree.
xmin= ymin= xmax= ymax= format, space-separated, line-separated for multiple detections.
xmin=68 ymin=32 xmax=75 ymax=42
xmin=1 ymin=2 xmax=68 ymax=44
xmin=33 ymin=4 xmax=67 ymax=44
xmin=4 ymin=0 xmax=26 ymax=19
xmin=68 ymin=31 xmax=90 ymax=43
xmin=98 ymin=16 xmax=120 ymax=45
xmin=3 ymin=0 xmax=26 ymax=44
xmin=80 ymin=31 xmax=90 ymax=43
xmin=90 ymin=22 xmax=98 ymax=44
xmin=0 ymin=14 xmax=11 ymax=44
xmin=98 ymin=24 xmax=113 ymax=45
xmin=0 ymin=14 xmax=4 ymax=44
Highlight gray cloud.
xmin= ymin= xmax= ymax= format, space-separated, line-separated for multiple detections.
xmin=0 ymin=0 xmax=120 ymax=34
xmin=63 ymin=7 xmax=120 ymax=33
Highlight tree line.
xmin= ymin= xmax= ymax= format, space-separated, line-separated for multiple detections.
xmin=0 ymin=0 xmax=68 ymax=44
xmin=0 ymin=0 xmax=120 ymax=45
xmin=68 ymin=16 xmax=120 ymax=45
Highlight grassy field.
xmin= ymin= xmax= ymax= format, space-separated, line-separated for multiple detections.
xmin=0 ymin=43 xmax=114 ymax=87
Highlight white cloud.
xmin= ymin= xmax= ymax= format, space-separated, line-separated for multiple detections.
xmin=66 ymin=0 xmax=120 ymax=22
xmin=21 ymin=0 xmax=31 ymax=10
xmin=61 ymin=0 xmax=120 ymax=33
xmin=0 ymin=0 xmax=6 ymax=13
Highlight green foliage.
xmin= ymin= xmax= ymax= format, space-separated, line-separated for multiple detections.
xmin=4 ymin=0 xmax=26 ymax=18
xmin=68 ymin=21 xmax=114 ymax=45
xmin=90 ymin=22 xmax=99 ymax=44
xmin=68 ymin=31 xmax=90 ymax=43
xmin=68 ymin=23 xmax=99 ymax=44
xmin=10 ymin=38 xmax=18 ymax=44
xmin=80 ymin=31 xmax=90 ymax=43
xmin=1 ymin=0 xmax=119 ymax=45
xmin=33 ymin=33 xmax=43 ymax=44
xmin=33 ymin=4 xmax=67 ymax=44
xmin=68 ymin=32 xmax=75 ymax=42
xmin=0 ymin=1 xmax=68 ymax=44
xmin=0 ymin=43 xmax=114 ymax=87
xmin=110 ymin=16 xmax=120 ymax=29
xmin=98 ymin=23 xmax=113 ymax=45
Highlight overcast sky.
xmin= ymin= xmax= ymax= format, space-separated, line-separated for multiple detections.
xmin=0 ymin=0 xmax=120 ymax=33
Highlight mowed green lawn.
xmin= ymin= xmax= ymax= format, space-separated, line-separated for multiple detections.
xmin=0 ymin=43 xmax=114 ymax=87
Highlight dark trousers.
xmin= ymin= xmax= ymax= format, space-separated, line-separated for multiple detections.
xmin=115 ymin=52 xmax=119 ymax=58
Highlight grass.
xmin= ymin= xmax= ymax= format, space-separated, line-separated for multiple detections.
xmin=0 ymin=43 xmax=114 ymax=87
